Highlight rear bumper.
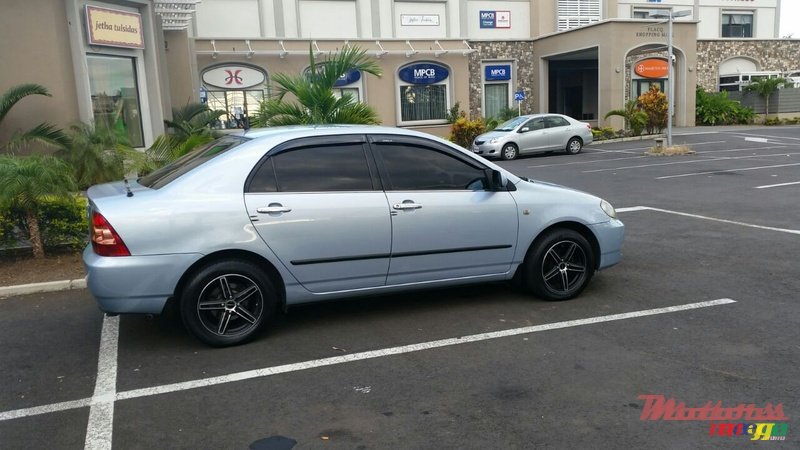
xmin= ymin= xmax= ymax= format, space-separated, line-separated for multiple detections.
xmin=588 ymin=219 xmax=625 ymax=270
xmin=83 ymin=246 xmax=202 ymax=314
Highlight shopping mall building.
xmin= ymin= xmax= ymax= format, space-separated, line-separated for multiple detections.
xmin=2 ymin=0 xmax=799 ymax=147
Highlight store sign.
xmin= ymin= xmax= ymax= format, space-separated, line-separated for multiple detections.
xmin=484 ymin=65 xmax=511 ymax=81
xmin=399 ymin=63 xmax=449 ymax=85
xmin=334 ymin=69 xmax=361 ymax=87
xmin=635 ymin=59 xmax=669 ymax=79
xmin=401 ymin=15 xmax=440 ymax=26
xmin=85 ymin=6 xmax=144 ymax=49
xmin=202 ymin=65 xmax=267 ymax=89
xmin=480 ymin=11 xmax=510 ymax=29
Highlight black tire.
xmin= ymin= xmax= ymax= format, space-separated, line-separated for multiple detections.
xmin=525 ymin=229 xmax=595 ymax=301
xmin=566 ymin=137 xmax=583 ymax=155
xmin=500 ymin=143 xmax=518 ymax=160
xmin=180 ymin=260 xmax=276 ymax=346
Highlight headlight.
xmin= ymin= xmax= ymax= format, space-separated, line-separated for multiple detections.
xmin=600 ymin=199 xmax=617 ymax=219
xmin=489 ymin=138 xmax=500 ymax=144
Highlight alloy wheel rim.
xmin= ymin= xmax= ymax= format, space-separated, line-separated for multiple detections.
xmin=505 ymin=146 xmax=516 ymax=158
xmin=541 ymin=240 xmax=587 ymax=293
xmin=570 ymin=140 xmax=581 ymax=152
xmin=196 ymin=274 xmax=264 ymax=337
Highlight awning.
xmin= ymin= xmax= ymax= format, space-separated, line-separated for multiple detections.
xmin=194 ymin=39 xmax=476 ymax=59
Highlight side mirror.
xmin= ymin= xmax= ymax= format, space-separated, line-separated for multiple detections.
xmin=485 ymin=169 xmax=508 ymax=191
xmin=519 ymin=127 xmax=529 ymax=133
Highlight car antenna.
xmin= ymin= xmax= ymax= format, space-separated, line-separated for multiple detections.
xmin=123 ymin=178 xmax=134 ymax=197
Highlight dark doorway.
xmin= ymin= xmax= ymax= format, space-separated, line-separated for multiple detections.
xmin=547 ymin=59 xmax=598 ymax=121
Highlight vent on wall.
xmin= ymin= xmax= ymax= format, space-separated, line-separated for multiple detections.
xmin=155 ymin=0 xmax=202 ymax=31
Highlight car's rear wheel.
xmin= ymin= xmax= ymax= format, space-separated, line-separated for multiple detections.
xmin=180 ymin=260 xmax=276 ymax=346
xmin=500 ymin=143 xmax=518 ymax=160
xmin=525 ymin=229 xmax=595 ymax=301
xmin=566 ymin=137 xmax=583 ymax=155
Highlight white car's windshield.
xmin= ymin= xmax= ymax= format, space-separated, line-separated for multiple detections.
xmin=495 ymin=116 xmax=528 ymax=131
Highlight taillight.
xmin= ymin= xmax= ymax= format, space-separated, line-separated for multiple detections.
xmin=91 ymin=211 xmax=130 ymax=257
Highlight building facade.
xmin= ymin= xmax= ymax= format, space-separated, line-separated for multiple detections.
xmin=1 ymin=0 xmax=797 ymax=147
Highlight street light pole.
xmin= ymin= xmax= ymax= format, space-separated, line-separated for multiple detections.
xmin=650 ymin=9 xmax=691 ymax=148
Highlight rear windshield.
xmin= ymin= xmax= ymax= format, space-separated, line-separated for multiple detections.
xmin=139 ymin=136 xmax=248 ymax=189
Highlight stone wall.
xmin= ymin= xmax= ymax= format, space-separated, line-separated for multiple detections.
xmin=467 ymin=41 xmax=535 ymax=120
xmin=696 ymin=40 xmax=800 ymax=91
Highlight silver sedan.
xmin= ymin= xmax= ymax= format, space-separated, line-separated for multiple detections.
xmin=472 ymin=114 xmax=593 ymax=160
xmin=84 ymin=125 xmax=623 ymax=346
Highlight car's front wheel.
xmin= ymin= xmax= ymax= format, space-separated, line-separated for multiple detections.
xmin=180 ymin=260 xmax=276 ymax=346
xmin=525 ymin=229 xmax=595 ymax=301
xmin=500 ymin=143 xmax=518 ymax=160
xmin=566 ymin=137 xmax=583 ymax=155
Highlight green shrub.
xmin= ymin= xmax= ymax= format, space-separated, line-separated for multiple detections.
xmin=695 ymin=88 xmax=754 ymax=125
xmin=591 ymin=127 xmax=617 ymax=140
xmin=0 ymin=195 xmax=88 ymax=252
xmin=764 ymin=117 xmax=782 ymax=126
xmin=449 ymin=116 xmax=487 ymax=149
xmin=638 ymin=85 xmax=668 ymax=134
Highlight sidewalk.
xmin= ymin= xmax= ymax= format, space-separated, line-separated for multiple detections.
xmin=0 ymin=276 xmax=87 ymax=298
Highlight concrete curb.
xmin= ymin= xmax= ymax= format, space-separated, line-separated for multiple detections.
xmin=591 ymin=134 xmax=666 ymax=145
xmin=0 ymin=277 xmax=87 ymax=298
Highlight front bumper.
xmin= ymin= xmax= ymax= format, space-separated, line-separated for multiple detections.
xmin=83 ymin=246 xmax=203 ymax=314
xmin=471 ymin=142 xmax=503 ymax=158
xmin=588 ymin=219 xmax=625 ymax=270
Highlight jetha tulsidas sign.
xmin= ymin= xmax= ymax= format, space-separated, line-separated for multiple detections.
xmin=202 ymin=65 xmax=267 ymax=89
xmin=85 ymin=6 xmax=144 ymax=49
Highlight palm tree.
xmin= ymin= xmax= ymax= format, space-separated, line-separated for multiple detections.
xmin=0 ymin=155 xmax=77 ymax=258
xmin=604 ymin=99 xmax=648 ymax=136
xmin=56 ymin=122 xmax=140 ymax=190
xmin=252 ymin=45 xmax=382 ymax=126
xmin=744 ymin=77 xmax=793 ymax=119
xmin=140 ymin=103 xmax=225 ymax=173
xmin=1 ymin=84 xmax=70 ymax=152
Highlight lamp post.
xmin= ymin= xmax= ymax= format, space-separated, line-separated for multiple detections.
xmin=649 ymin=9 xmax=691 ymax=148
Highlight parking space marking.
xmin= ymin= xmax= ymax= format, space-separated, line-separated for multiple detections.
xmin=755 ymin=181 xmax=800 ymax=189
xmin=696 ymin=145 xmax=789 ymax=155
xmin=0 ymin=299 xmax=736 ymax=424
xmin=745 ymin=137 xmax=770 ymax=143
xmin=527 ymin=142 xmax=734 ymax=169
xmin=655 ymin=162 xmax=800 ymax=180
xmin=617 ymin=206 xmax=800 ymax=235
xmin=583 ymin=151 xmax=797 ymax=174
xmin=729 ymin=131 xmax=800 ymax=142
xmin=84 ymin=315 xmax=119 ymax=450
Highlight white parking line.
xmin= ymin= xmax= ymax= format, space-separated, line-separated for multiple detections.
xmin=729 ymin=131 xmax=800 ymax=142
xmin=754 ymin=181 xmax=800 ymax=189
xmin=0 ymin=299 xmax=737 ymax=424
xmin=656 ymin=162 xmax=800 ymax=179
xmin=583 ymin=151 xmax=797 ymax=174
xmin=616 ymin=206 xmax=800 ymax=235
xmin=84 ymin=315 xmax=119 ymax=450
xmin=527 ymin=142 xmax=733 ymax=169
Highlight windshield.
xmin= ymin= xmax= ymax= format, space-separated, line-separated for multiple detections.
xmin=495 ymin=116 xmax=528 ymax=131
xmin=139 ymin=136 xmax=248 ymax=189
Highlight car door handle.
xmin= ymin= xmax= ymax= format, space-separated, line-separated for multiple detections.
xmin=393 ymin=203 xmax=422 ymax=210
xmin=257 ymin=204 xmax=292 ymax=214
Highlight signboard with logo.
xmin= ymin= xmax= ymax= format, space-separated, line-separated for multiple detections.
xmin=85 ymin=6 xmax=144 ymax=49
xmin=479 ymin=11 xmax=510 ymax=29
xmin=334 ymin=69 xmax=361 ymax=87
xmin=514 ymin=91 xmax=525 ymax=101
xmin=634 ymin=58 xmax=669 ymax=79
xmin=484 ymin=65 xmax=511 ymax=81
xmin=400 ymin=15 xmax=440 ymax=26
xmin=398 ymin=63 xmax=449 ymax=85
xmin=202 ymin=65 xmax=267 ymax=89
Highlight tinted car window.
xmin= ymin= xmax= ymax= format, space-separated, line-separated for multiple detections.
xmin=263 ymin=144 xmax=373 ymax=192
xmin=375 ymin=143 xmax=487 ymax=191
xmin=139 ymin=136 xmax=247 ymax=189
xmin=545 ymin=116 xmax=570 ymax=128
xmin=524 ymin=118 xmax=545 ymax=131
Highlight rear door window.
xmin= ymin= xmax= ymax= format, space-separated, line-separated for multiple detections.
xmin=247 ymin=143 xmax=375 ymax=192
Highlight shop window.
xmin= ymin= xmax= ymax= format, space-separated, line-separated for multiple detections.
xmin=397 ymin=62 xmax=451 ymax=125
xmin=86 ymin=55 xmax=144 ymax=147
xmin=557 ymin=0 xmax=601 ymax=31
xmin=484 ymin=84 xmax=509 ymax=119
xmin=633 ymin=80 xmax=665 ymax=99
xmin=633 ymin=8 xmax=668 ymax=19
xmin=722 ymin=12 xmax=753 ymax=38
xmin=206 ymin=90 xmax=264 ymax=129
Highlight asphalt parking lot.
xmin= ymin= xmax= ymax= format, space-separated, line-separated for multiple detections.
xmin=1 ymin=126 xmax=799 ymax=449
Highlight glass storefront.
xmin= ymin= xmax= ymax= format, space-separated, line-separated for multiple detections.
xmin=484 ymin=84 xmax=509 ymax=119
xmin=86 ymin=54 xmax=144 ymax=147
xmin=206 ymin=90 xmax=264 ymax=128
